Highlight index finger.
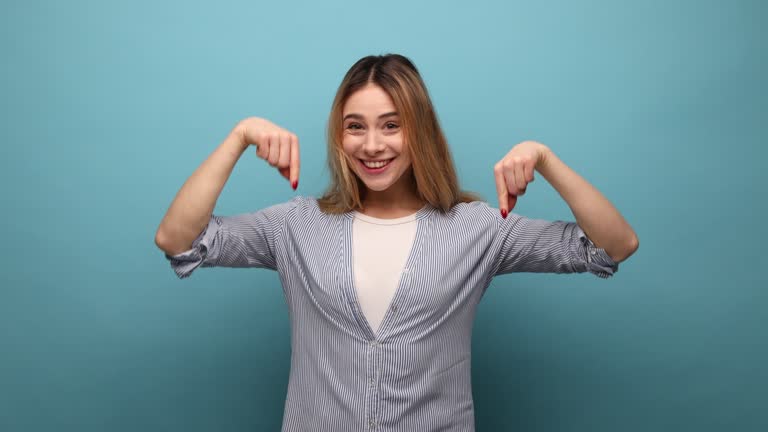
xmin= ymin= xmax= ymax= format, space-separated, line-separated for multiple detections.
xmin=494 ymin=167 xmax=510 ymax=217
xmin=289 ymin=134 xmax=300 ymax=190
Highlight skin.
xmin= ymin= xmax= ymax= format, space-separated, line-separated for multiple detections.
xmin=154 ymin=117 xmax=299 ymax=256
xmin=341 ymin=83 xmax=425 ymax=219
xmin=338 ymin=83 xmax=638 ymax=262
xmin=494 ymin=142 xmax=638 ymax=262
xmin=156 ymin=84 xmax=637 ymax=263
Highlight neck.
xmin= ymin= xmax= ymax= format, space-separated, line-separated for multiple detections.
xmin=360 ymin=173 xmax=425 ymax=219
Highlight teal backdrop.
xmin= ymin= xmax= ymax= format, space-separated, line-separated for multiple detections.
xmin=1 ymin=0 xmax=766 ymax=430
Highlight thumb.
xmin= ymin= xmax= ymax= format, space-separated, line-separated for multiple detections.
xmin=508 ymin=194 xmax=518 ymax=213
xmin=278 ymin=167 xmax=290 ymax=181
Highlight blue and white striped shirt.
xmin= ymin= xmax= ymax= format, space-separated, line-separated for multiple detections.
xmin=165 ymin=196 xmax=618 ymax=431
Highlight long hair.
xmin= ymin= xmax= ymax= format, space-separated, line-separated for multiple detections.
xmin=317 ymin=54 xmax=481 ymax=214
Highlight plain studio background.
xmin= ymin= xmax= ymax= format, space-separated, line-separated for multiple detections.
xmin=1 ymin=0 xmax=765 ymax=430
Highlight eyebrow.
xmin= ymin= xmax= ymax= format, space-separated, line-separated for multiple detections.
xmin=343 ymin=111 xmax=399 ymax=122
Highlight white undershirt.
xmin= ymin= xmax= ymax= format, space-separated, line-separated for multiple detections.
xmin=352 ymin=210 xmax=418 ymax=335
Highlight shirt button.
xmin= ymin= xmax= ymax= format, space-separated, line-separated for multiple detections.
xmin=590 ymin=250 xmax=596 ymax=255
xmin=369 ymin=419 xmax=376 ymax=429
xmin=391 ymin=305 xmax=398 ymax=313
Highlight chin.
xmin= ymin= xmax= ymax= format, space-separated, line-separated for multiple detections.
xmin=359 ymin=177 xmax=395 ymax=191
xmin=364 ymin=183 xmax=394 ymax=192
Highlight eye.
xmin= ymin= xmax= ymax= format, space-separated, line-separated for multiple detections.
xmin=384 ymin=122 xmax=399 ymax=130
xmin=346 ymin=122 xmax=363 ymax=130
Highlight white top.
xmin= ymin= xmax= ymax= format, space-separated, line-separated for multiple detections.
xmin=352 ymin=210 xmax=418 ymax=335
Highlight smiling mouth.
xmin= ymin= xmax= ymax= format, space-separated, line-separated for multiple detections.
xmin=361 ymin=158 xmax=394 ymax=169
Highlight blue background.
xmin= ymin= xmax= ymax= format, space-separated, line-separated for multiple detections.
xmin=1 ymin=0 xmax=766 ymax=430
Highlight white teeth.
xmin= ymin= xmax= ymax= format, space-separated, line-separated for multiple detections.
xmin=362 ymin=159 xmax=392 ymax=169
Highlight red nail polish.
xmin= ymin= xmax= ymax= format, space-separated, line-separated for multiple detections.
xmin=501 ymin=209 xmax=508 ymax=219
xmin=291 ymin=180 xmax=298 ymax=190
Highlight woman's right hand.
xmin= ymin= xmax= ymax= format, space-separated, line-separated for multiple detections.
xmin=234 ymin=117 xmax=300 ymax=190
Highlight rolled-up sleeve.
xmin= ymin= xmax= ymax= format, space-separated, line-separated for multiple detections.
xmin=570 ymin=224 xmax=619 ymax=278
xmin=164 ymin=198 xmax=301 ymax=279
xmin=491 ymin=210 xmax=619 ymax=278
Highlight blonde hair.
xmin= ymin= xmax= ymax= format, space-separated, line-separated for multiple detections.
xmin=318 ymin=54 xmax=481 ymax=214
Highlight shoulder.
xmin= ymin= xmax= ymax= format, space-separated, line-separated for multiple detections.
xmin=444 ymin=200 xmax=498 ymax=220
xmin=280 ymin=195 xmax=341 ymax=225
xmin=275 ymin=196 xmax=346 ymax=247
xmin=242 ymin=196 xmax=322 ymax=226
xmin=431 ymin=200 xmax=502 ymax=231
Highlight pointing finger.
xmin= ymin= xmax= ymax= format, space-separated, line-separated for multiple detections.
xmin=494 ymin=164 xmax=511 ymax=217
xmin=289 ymin=134 xmax=300 ymax=190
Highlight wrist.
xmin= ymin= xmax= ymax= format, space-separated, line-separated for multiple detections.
xmin=535 ymin=144 xmax=553 ymax=171
xmin=222 ymin=128 xmax=249 ymax=158
xmin=234 ymin=120 xmax=253 ymax=147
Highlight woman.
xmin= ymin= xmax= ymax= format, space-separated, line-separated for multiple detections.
xmin=155 ymin=54 xmax=638 ymax=432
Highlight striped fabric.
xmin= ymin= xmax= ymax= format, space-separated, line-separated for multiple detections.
xmin=164 ymin=196 xmax=618 ymax=431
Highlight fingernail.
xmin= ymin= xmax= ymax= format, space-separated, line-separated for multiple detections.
xmin=291 ymin=180 xmax=298 ymax=190
xmin=501 ymin=209 xmax=508 ymax=219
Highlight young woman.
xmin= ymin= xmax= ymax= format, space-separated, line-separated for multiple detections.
xmin=155 ymin=54 xmax=638 ymax=432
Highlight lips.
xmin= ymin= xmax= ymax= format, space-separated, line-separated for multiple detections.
xmin=361 ymin=158 xmax=394 ymax=169
xmin=358 ymin=157 xmax=394 ymax=174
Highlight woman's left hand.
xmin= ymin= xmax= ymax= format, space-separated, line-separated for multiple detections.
xmin=494 ymin=140 xmax=550 ymax=217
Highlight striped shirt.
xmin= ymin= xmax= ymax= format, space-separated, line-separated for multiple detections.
xmin=164 ymin=196 xmax=618 ymax=431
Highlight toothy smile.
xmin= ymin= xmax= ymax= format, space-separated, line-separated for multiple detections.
xmin=361 ymin=158 xmax=394 ymax=169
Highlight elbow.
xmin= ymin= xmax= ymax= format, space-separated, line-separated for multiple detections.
xmin=611 ymin=233 xmax=639 ymax=263
xmin=154 ymin=228 xmax=181 ymax=256
xmin=625 ymin=233 xmax=640 ymax=260
xmin=155 ymin=226 xmax=196 ymax=256
xmin=154 ymin=228 xmax=170 ymax=254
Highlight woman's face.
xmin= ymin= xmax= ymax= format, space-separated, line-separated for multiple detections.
xmin=341 ymin=83 xmax=413 ymax=194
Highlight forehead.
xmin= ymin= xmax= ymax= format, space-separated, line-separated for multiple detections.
xmin=342 ymin=84 xmax=397 ymax=116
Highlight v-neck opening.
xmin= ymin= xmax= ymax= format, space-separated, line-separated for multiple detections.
xmin=344 ymin=205 xmax=433 ymax=340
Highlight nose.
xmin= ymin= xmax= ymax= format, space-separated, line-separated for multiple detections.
xmin=362 ymin=131 xmax=385 ymax=155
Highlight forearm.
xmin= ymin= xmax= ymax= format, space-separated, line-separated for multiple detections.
xmin=154 ymin=129 xmax=249 ymax=256
xmin=536 ymin=147 xmax=638 ymax=262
